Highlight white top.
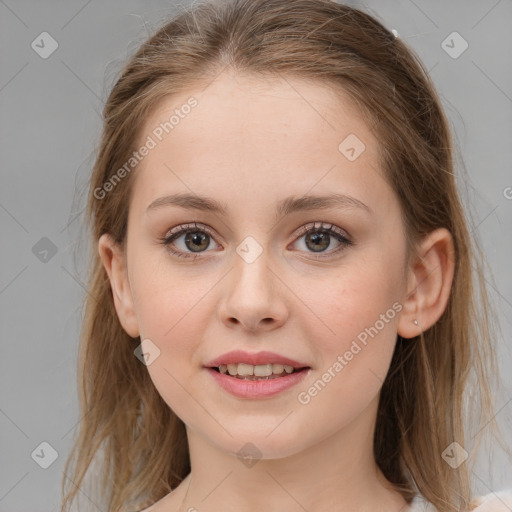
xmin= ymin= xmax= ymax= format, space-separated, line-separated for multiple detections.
xmin=407 ymin=490 xmax=512 ymax=511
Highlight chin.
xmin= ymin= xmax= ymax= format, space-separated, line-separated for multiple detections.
xmin=206 ymin=423 xmax=312 ymax=461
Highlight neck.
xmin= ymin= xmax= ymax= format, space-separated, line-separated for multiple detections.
xmin=178 ymin=395 xmax=408 ymax=512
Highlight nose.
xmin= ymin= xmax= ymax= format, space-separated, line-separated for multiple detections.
xmin=217 ymin=249 xmax=288 ymax=333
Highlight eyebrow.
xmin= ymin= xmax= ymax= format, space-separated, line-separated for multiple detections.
xmin=146 ymin=192 xmax=373 ymax=218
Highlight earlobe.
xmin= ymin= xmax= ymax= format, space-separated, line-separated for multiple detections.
xmin=397 ymin=228 xmax=455 ymax=339
xmin=98 ymin=233 xmax=140 ymax=338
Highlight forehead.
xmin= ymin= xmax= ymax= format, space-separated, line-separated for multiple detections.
xmin=140 ymin=70 xmax=368 ymax=143
xmin=129 ymin=70 xmax=390 ymax=215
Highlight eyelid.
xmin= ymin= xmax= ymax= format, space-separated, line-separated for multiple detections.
xmin=163 ymin=221 xmax=351 ymax=243
xmin=293 ymin=221 xmax=350 ymax=242
xmin=164 ymin=221 xmax=217 ymax=240
xmin=160 ymin=220 xmax=353 ymax=259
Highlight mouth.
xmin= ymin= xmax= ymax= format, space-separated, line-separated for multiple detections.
xmin=210 ymin=363 xmax=309 ymax=380
xmin=204 ymin=350 xmax=311 ymax=397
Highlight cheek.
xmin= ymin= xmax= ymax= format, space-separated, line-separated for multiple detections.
xmin=292 ymin=272 xmax=401 ymax=438
xmin=130 ymin=248 xmax=207 ymax=343
xmin=299 ymin=248 xmax=404 ymax=391
xmin=136 ymin=287 xmax=211 ymax=423
xmin=128 ymin=252 xmax=222 ymax=410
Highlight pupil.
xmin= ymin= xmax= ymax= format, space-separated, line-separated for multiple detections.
xmin=186 ymin=232 xmax=209 ymax=252
xmin=307 ymin=232 xmax=329 ymax=252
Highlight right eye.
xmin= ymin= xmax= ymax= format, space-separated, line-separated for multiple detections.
xmin=159 ymin=222 xmax=221 ymax=259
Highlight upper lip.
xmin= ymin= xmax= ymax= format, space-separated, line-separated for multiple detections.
xmin=204 ymin=350 xmax=310 ymax=369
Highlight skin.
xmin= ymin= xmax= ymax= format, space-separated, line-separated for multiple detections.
xmin=99 ymin=69 xmax=455 ymax=512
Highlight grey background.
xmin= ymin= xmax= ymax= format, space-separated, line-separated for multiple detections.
xmin=1 ymin=0 xmax=511 ymax=510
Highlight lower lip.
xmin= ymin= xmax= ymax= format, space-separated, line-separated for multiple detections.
xmin=205 ymin=367 xmax=310 ymax=399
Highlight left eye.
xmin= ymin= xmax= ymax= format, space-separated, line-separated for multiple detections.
xmin=160 ymin=221 xmax=353 ymax=259
xmin=292 ymin=222 xmax=353 ymax=256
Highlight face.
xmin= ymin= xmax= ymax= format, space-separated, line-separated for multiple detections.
xmin=108 ymin=70 xmax=413 ymax=459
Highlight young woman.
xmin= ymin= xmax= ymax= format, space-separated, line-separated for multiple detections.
xmin=60 ymin=1 xmax=511 ymax=511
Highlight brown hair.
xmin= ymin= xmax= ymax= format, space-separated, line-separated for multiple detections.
xmin=60 ymin=1 xmax=506 ymax=511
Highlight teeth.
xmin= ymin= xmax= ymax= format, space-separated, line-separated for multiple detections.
xmin=272 ymin=364 xmax=284 ymax=374
xmin=237 ymin=363 xmax=254 ymax=376
xmin=254 ymin=364 xmax=273 ymax=377
xmin=227 ymin=364 xmax=238 ymax=376
xmin=219 ymin=363 xmax=299 ymax=377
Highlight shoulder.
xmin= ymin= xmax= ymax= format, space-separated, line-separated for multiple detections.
xmin=469 ymin=489 xmax=512 ymax=511
xmin=131 ymin=481 xmax=190 ymax=512
xmin=408 ymin=490 xmax=512 ymax=512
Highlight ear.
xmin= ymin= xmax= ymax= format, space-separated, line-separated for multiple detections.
xmin=98 ymin=233 xmax=140 ymax=338
xmin=397 ymin=228 xmax=455 ymax=339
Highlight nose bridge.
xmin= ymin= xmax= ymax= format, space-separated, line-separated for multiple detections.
xmin=218 ymin=235 xmax=287 ymax=331
xmin=232 ymin=236 xmax=276 ymax=304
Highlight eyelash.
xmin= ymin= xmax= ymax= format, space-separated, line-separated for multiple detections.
xmin=159 ymin=221 xmax=353 ymax=260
